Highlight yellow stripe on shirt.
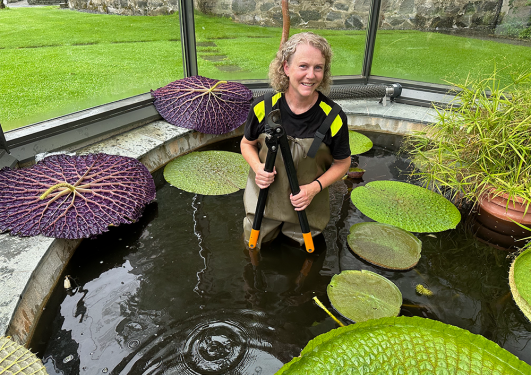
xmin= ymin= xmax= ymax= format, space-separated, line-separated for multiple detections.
xmin=254 ymin=93 xmax=283 ymax=122
xmin=319 ymin=101 xmax=343 ymax=137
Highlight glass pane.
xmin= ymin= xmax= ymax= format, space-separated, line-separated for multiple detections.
xmin=193 ymin=3 xmax=367 ymax=81
xmin=0 ymin=6 xmax=183 ymax=131
xmin=372 ymin=0 xmax=531 ymax=85
xmin=319 ymin=30 xmax=366 ymax=77
xmin=194 ymin=11 xmax=280 ymax=81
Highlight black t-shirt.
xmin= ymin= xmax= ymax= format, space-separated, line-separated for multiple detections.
xmin=244 ymin=92 xmax=351 ymax=160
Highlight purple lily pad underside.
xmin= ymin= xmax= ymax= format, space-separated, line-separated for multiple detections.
xmin=152 ymin=75 xmax=253 ymax=135
xmin=0 ymin=153 xmax=156 ymax=239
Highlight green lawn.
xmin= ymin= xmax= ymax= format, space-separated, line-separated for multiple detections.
xmin=1 ymin=6 xmax=531 ymax=130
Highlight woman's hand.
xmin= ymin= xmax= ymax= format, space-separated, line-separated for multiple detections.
xmin=290 ymin=156 xmax=350 ymax=211
xmin=241 ymin=136 xmax=277 ymax=189
xmin=290 ymin=180 xmax=321 ymax=211
xmin=254 ymin=165 xmax=276 ymax=189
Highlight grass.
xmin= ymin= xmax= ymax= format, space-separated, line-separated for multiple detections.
xmin=1 ymin=6 xmax=531 ymax=130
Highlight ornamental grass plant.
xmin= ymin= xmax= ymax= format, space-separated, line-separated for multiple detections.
xmin=405 ymin=64 xmax=531 ymax=209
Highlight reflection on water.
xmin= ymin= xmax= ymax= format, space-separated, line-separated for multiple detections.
xmin=32 ymin=138 xmax=531 ymax=374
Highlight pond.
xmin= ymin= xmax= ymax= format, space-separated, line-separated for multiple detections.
xmin=30 ymin=134 xmax=531 ymax=374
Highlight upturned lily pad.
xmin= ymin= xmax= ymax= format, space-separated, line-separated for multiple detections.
xmin=327 ymin=270 xmax=402 ymax=323
xmin=351 ymin=180 xmax=461 ymax=233
xmin=276 ymin=316 xmax=531 ymax=374
xmin=0 ymin=154 xmax=156 ymax=239
xmin=349 ymin=131 xmax=373 ymax=155
xmin=347 ymin=167 xmax=365 ymax=179
xmin=164 ymin=151 xmax=248 ymax=195
xmin=1 ymin=336 xmax=48 ymax=374
xmin=509 ymin=247 xmax=531 ymax=321
xmin=347 ymin=222 xmax=422 ymax=270
xmin=152 ymin=76 xmax=252 ymax=134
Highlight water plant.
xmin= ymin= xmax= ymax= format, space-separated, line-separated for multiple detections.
xmin=415 ymin=283 xmax=434 ymax=296
xmin=327 ymin=270 xmax=402 ymax=323
xmin=350 ymin=180 xmax=461 ymax=232
xmin=348 ymin=130 xmax=373 ymax=155
xmin=347 ymin=222 xmax=422 ymax=270
xmin=0 ymin=153 xmax=155 ymax=238
xmin=151 ymin=76 xmax=253 ymax=135
xmin=404 ymin=65 xmax=531 ymax=208
xmin=163 ymin=150 xmax=249 ymax=195
xmin=276 ymin=316 xmax=531 ymax=374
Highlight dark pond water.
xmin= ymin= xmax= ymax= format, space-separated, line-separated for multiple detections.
xmin=31 ymin=134 xmax=531 ymax=374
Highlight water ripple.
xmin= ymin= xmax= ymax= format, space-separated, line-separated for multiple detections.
xmin=113 ymin=309 xmax=286 ymax=375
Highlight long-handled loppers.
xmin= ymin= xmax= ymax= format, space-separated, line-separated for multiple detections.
xmin=248 ymin=109 xmax=315 ymax=253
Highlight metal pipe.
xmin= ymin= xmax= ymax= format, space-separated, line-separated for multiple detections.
xmin=251 ymin=83 xmax=402 ymax=100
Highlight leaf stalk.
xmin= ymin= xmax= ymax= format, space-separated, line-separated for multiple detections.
xmin=39 ymin=182 xmax=76 ymax=200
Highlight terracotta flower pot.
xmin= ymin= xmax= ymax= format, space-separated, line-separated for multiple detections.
xmin=478 ymin=190 xmax=531 ymax=225
xmin=474 ymin=190 xmax=531 ymax=250
xmin=470 ymin=215 xmax=527 ymax=251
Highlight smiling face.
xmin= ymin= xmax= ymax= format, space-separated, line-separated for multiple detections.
xmin=283 ymin=43 xmax=326 ymax=102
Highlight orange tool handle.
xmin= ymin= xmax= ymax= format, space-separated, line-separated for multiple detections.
xmin=249 ymin=229 xmax=260 ymax=249
xmin=303 ymin=232 xmax=314 ymax=253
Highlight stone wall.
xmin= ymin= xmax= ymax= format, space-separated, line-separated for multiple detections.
xmin=193 ymin=0 xmax=530 ymax=31
xmin=68 ymin=0 xmax=179 ymax=15
xmin=66 ymin=0 xmax=530 ymax=33
xmin=28 ymin=0 xmax=64 ymax=4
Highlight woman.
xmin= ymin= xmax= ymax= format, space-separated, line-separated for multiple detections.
xmin=241 ymin=32 xmax=351 ymax=249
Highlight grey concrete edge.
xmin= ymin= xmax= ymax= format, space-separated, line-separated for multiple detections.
xmin=1 ymin=99 xmax=435 ymax=347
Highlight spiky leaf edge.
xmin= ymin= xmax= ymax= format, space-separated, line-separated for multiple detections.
xmin=276 ymin=316 xmax=531 ymax=374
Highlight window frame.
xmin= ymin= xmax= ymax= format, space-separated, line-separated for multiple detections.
xmin=0 ymin=0 xmax=454 ymax=169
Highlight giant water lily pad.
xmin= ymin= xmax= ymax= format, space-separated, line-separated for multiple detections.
xmin=351 ymin=180 xmax=461 ymax=232
xmin=347 ymin=222 xmax=422 ymax=270
xmin=327 ymin=270 xmax=402 ymax=323
xmin=164 ymin=151 xmax=249 ymax=195
xmin=276 ymin=316 xmax=531 ymax=374
xmin=349 ymin=130 xmax=373 ymax=155
xmin=509 ymin=247 xmax=531 ymax=321
xmin=1 ymin=336 xmax=48 ymax=374
xmin=0 ymin=154 xmax=156 ymax=239
xmin=152 ymin=76 xmax=252 ymax=135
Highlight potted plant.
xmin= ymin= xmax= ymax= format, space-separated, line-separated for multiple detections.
xmin=405 ymin=64 xmax=531 ymax=250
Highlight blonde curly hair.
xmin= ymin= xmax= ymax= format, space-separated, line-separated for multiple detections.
xmin=268 ymin=32 xmax=333 ymax=95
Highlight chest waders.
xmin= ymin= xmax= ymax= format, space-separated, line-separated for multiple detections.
xmin=243 ymin=94 xmax=340 ymax=250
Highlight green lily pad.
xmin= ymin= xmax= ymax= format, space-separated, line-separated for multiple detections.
xmin=349 ymin=131 xmax=373 ymax=155
xmin=164 ymin=150 xmax=249 ymax=195
xmin=351 ymin=180 xmax=461 ymax=233
xmin=509 ymin=247 xmax=531 ymax=321
xmin=327 ymin=270 xmax=402 ymax=323
xmin=276 ymin=316 xmax=531 ymax=374
xmin=347 ymin=222 xmax=422 ymax=270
